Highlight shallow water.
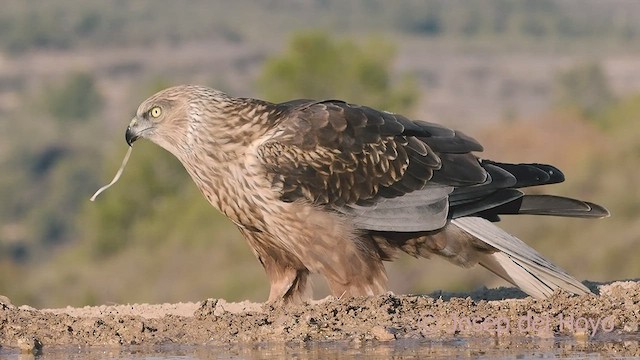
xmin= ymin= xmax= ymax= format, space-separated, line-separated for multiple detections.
xmin=2 ymin=336 xmax=638 ymax=359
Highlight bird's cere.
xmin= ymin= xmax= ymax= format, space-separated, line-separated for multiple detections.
xmin=90 ymin=146 xmax=133 ymax=201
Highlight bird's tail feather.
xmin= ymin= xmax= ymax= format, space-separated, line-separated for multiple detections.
xmin=514 ymin=195 xmax=610 ymax=218
xmin=452 ymin=216 xmax=591 ymax=299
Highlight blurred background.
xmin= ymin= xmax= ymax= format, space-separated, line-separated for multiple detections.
xmin=0 ymin=0 xmax=638 ymax=308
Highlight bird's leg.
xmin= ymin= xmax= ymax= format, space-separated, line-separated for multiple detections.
xmin=317 ymin=238 xmax=389 ymax=298
xmin=256 ymin=251 xmax=309 ymax=304
xmin=266 ymin=266 xmax=309 ymax=304
xmin=324 ymin=267 xmax=387 ymax=298
xmin=239 ymin=228 xmax=310 ymax=303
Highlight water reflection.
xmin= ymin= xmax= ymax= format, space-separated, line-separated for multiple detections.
xmin=1 ymin=336 xmax=638 ymax=359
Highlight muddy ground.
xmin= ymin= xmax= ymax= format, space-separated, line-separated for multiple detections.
xmin=1 ymin=281 xmax=639 ymax=357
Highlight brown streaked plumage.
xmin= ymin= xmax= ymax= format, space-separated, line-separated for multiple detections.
xmin=123 ymin=85 xmax=609 ymax=303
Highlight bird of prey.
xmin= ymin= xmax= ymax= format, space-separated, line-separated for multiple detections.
xmin=124 ymin=85 xmax=609 ymax=303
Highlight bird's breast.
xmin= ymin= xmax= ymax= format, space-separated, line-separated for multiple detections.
xmin=182 ymin=153 xmax=282 ymax=233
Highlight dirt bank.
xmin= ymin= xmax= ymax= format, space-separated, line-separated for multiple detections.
xmin=1 ymin=281 xmax=638 ymax=356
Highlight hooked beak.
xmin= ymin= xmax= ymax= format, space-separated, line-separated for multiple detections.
xmin=125 ymin=118 xmax=140 ymax=146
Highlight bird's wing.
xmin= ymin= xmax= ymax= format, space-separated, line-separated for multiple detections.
xmin=256 ymin=100 xmax=487 ymax=232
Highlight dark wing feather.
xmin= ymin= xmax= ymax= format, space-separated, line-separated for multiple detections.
xmin=449 ymin=161 xmax=609 ymax=221
xmin=257 ymin=100 xmax=487 ymax=231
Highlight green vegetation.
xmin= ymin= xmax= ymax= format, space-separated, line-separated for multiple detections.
xmin=259 ymin=32 xmax=419 ymax=113
xmin=553 ymin=62 xmax=615 ymax=122
xmin=0 ymin=0 xmax=639 ymax=54
xmin=0 ymin=73 xmax=103 ymax=260
xmin=403 ymin=0 xmax=640 ymax=43
xmin=42 ymin=72 xmax=104 ymax=122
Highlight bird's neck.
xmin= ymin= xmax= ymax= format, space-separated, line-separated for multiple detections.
xmin=218 ymin=97 xmax=279 ymax=145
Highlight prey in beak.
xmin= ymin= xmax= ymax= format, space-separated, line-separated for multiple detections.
xmin=90 ymin=117 xmax=141 ymax=201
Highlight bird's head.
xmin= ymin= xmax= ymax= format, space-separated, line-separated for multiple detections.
xmin=127 ymin=84 xmax=276 ymax=164
xmin=125 ymin=85 xmax=233 ymax=159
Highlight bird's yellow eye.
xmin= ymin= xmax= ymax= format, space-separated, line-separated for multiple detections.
xmin=149 ymin=106 xmax=162 ymax=118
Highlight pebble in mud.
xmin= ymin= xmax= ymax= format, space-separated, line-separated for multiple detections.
xmin=0 ymin=295 xmax=14 ymax=310
xmin=624 ymin=322 xmax=639 ymax=333
xmin=16 ymin=337 xmax=42 ymax=355
xmin=370 ymin=326 xmax=396 ymax=341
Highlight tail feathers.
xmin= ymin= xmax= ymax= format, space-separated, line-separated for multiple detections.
xmin=476 ymin=194 xmax=610 ymax=221
xmin=517 ymin=195 xmax=610 ymax=218
xmin=448 ymin=159 xmax=610 ymax=222
xmin=452 ymin=217 xmax=591 ymax=299
xmin=478 ymin=252 xmax=589 ymax=299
